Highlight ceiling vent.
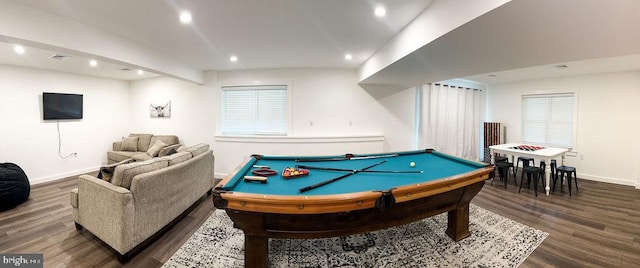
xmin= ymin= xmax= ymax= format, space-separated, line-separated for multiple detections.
xmin=49 ymin=54 xmax=72 ymax=60
xmin=555 ymin=64 xmax=569 ymax=69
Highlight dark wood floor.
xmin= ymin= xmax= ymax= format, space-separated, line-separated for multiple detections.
xmin=1 ymin=173 xmax=639 ymax=267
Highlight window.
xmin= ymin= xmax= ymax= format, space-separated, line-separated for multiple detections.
xmin=221 ymin=85 xmax=288 ymax=135
xmin=522 ymin=93 xmax=575 ymax=148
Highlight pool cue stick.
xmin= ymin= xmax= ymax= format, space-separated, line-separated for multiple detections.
xmin=295 ymin=164 xmax=423 ymax=174
xmin=299 ymin=160 xmax=388 ymax=193
xmin=295 ymin=154 xmax=398 ymax=163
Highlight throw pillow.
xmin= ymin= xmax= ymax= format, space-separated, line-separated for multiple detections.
xmin=97 ymin=158 xmax=134 ymax=182
xmin=158 ymin=143 xmax=183 ymax=157
xmin=147 ymin=140 xmax=167 ymax=157
xmin=121 ymin=137 xmax=139 ymax=152
xmin=165 ymin=148 xmax=178 ymax=156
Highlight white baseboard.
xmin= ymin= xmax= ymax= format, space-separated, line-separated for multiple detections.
xmin=214 ymin=172 xmax=228 ymax=180
xmin=30 ymin=166 xmax=100 ymax=185
xmin=576 ymin=172 xmax=637 ymax=187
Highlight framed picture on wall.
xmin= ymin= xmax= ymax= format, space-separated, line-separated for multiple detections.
xmin=150 ymin=101 xmax=171 ymax=118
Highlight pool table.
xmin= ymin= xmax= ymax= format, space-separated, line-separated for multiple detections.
xmin=213 ymin=149 xmax=493 ymax=268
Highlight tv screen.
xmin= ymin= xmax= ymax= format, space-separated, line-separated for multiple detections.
xmin=43 ymin=92 xmax=83 ymax=120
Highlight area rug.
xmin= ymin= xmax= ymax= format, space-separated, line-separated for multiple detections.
xmin=163 ymin=204 xmax=547 ymax=268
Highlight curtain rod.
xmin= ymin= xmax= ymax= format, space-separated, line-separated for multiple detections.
xmin=432 ymin=83 xmax=481 ymax=91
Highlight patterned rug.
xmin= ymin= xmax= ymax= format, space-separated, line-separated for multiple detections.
xmin=163 ymin=204 xmax=547 ymax=268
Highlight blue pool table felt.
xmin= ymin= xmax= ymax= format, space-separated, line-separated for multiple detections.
xmin=222 ymin=150 xmax=485 ymax=196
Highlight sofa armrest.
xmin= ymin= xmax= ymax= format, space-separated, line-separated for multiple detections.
xmin=70 ymin=187 xmax=79 ymax=208
xmin=76 ymin=174 xmax=135 ymax=254
xmin=113 ymin=141 xmax=123 ymax=151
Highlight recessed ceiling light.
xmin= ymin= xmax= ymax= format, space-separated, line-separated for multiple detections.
xmin=137 ymin=70 xmax=144 ymax=75
xmin=230 ymin=56 xmax=238 ymax=62
xmin=344 ymin=54 xmax=353 ymax=60
xmin=179 ymin=11 xmax=192 ymax=24
xmin=89 ymin=59 xmax=97 ymax=67
xmin=374 ymin=6 xmax=386 ymax=17
xmin=13 ymin=45 xmax=25 ymax=55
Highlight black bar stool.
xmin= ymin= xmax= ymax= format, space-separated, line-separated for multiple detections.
xmin=515 ymin=157 xmax=535 ymax=181
xmin=550 ymin=159 xmax=557 ymax=183
xmin=554 ymin=165 xmax=578 ymax=196
xmin=519 ymin=161 xmax=546 ymax=197
xmin=492 ymin=160 xmax=517 ymax=189
xmin=495 ymin=155 xmax=508 ymax=163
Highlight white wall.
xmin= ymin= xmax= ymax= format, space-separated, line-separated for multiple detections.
xmin=129 ymin=76 xmax=216 ymax=146
xmin=210 ymin=68 xmax=410 ymax=176
xmin=2 ymin=66 xmax=435 ymax=182
xmin=487 ymin=71 xmax=640 ymax=187
xmin=0 ymin=64 xmax=130 ymax=184
xmin=376 ymin=87 xmax=416 ymax=151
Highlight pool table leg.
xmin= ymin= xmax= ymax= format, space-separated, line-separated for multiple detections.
xmin=244 ymin=234 xmax=269 ymax=268
xmin=445 ymin=204 xmax=470 ymax=241
xmin=445 ymin=181 xmax=484 ymax=241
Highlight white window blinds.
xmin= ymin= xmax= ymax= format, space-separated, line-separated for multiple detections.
xmin=222 ymin=85 xmax=288 ymax=135
xmin=522 ymin=93 xmax=575 ymax=148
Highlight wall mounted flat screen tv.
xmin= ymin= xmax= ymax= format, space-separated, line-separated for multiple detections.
xmin=43 ymin=92 xmax=83 ymax=120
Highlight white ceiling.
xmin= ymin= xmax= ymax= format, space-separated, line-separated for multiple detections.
xmin=3 ymin=0 xmax=433 ymax=72
xmin=362 ymin=0 xmax=640 ymax=86
xmin=2 ymin=0 xmax=640 ymax=85
xmin=0 ymin=42 xmax=160 ymax=80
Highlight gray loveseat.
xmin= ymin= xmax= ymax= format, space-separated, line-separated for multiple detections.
xmin=70 ymin=143 xmax=214 ymax=262
xmin=107 ymin=133 xmax=181 ymax=164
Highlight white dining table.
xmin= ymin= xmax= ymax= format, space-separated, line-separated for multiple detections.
xmin=489 ymin=143 xmax=568 ymax=195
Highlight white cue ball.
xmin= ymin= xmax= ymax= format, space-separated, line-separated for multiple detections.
xmin=410 ymin=162 xmax=416 ymax=167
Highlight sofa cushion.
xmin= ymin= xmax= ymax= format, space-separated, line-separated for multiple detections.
xmin=111 ymin=158 xmax=168 ymax=189
xmin=131 ymin=153 xmax=153 ymax=162
xmin=147 ymin=140 xmax=167 ymax=157
xmin=121 ymin=137 xmax=139 ymax=152
xmin=107 ymin=151 xmax=139 ymax=164
xmin=158 ymin=144 xmax=183 ymax=157
xmin=98 ymin=158 xmax=134 ymax=182
xmin=150 ymin=135 xmax=179 ymax=147
xmin=161 ymin=151 xmax=192 ymax=165
xmin=130 ymin=133 xmax=153 ymax=152
xmin=185 ymin=143 xmax=209 ymax=157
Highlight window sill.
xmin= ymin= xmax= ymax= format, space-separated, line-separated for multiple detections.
xmin=215 ymin=135 xmax=384 ymax=144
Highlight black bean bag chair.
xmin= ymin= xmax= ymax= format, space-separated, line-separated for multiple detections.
xmin=0 ymin=163 xmax=30 ymax=210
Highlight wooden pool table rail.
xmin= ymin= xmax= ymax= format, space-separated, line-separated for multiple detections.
xmin=213 ymin=164 xmax=493 ymax=214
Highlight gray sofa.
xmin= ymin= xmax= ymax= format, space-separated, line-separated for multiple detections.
xmin=70 ymin=143 xmax=214 ymax=262
xmin=107 ymin=133 xmax=181 ymax=164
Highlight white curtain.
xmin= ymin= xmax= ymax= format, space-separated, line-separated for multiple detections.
xmin=423 ymin=83 xmax=482 ymax=160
